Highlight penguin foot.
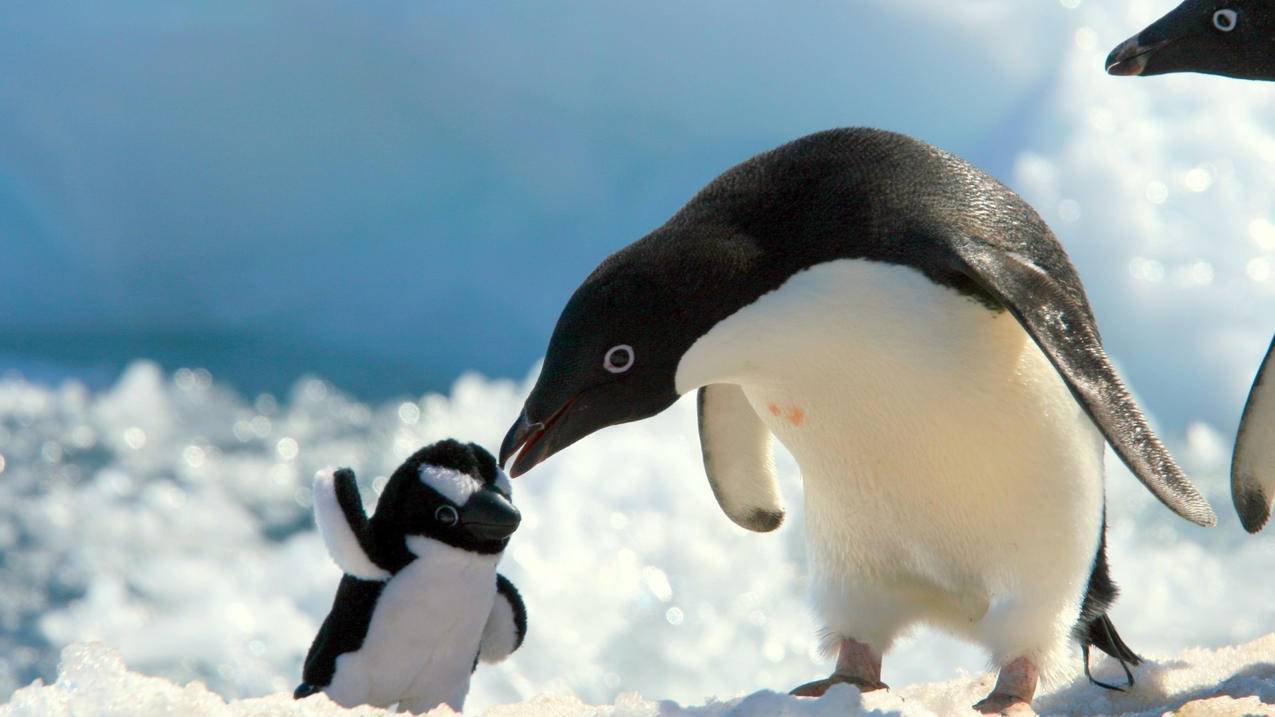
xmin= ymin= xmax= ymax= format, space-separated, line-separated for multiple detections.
xmin=971 ymin=692 xmax=1035 ymax=715
xmin=973 ymin=656 xmax=1038 ymax=715
xmin=791 ymin=636 xmax=886 ymax=697
xmin=789 ymin=673 xmax=888 ymax=697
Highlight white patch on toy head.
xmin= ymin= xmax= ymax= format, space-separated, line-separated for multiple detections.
xmin=419 ymin=465 xmax=482 ymax=505
xmin=493 ymin=467 xmax=512 ymax=498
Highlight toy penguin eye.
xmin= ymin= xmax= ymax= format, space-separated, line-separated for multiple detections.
xmin=435 ymin=505 xmax=459 ymax=526
xmin=603 ymin=344 xmax=635 ymax=374
xmin=1213 ymin=9 xmax=1238 ymax=31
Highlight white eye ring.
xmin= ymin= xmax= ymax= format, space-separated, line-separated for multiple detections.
xmin=603 ymin=344 xmax=635 ymax=374
xmin=1214 ymin=9 xmax=1237 ymax=31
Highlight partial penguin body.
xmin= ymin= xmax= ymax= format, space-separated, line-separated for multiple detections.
xmin=682 ymin=258 xmax=1107 ymax=676
xmin=1233 ymin=335 xmax=1275 ymax=532
xmin=296 ymin=441 xmax=526 ymax=714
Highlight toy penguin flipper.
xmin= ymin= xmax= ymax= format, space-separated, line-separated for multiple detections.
xmin=696 ymin=384 xmax=786 ymax=533
xmin=313 ymin=468 xmax=391 ymax=580
xmin=477 ymin=574 xmax=527 ymax=665
xmin=297 ymin=575 xmax=385 ymax=698
xmin=1233 ymin=335 xmax=1275 ymax=533
xmin=947 ymin=234 xmax=1217 ymax=527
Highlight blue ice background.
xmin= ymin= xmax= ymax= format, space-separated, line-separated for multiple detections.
xmin=0 ymin=2 xmax=1073 ymax=411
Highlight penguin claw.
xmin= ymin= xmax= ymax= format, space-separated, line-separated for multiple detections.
xmin=971 ymin=693 xmax=1035 ymax=716
xmin=789 ymin=674 xmax=888 ymax=697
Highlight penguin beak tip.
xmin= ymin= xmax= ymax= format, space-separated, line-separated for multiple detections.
xmin=1106 ymin=38 xmax=1147 ymax=76
xmin=499 ymin=411 xmax=544 ymax=475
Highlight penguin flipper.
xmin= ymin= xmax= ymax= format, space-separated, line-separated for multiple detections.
xmin=1233 ymin=335 xmax=1275 ymax=533
xmin=478 ymin=574 xmax=527 ymax=665
xmin=948 ymin=235 xmax=1217 ymax=527
xmin=313 ymin=468 xmax=391 ymax=580
xmin=696 ymin=384 xmax=786 ymax=532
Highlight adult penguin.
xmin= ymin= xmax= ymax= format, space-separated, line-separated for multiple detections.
xmin=1107 ymin=1 xmax=1275 ymax=79
xmin=500 ymin=128 xmax=1215 ymax=715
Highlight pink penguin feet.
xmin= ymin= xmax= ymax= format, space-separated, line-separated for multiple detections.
xmin=972 ymin=656 xmax=1038 ymax=716
xmin=790 ymin=638 xmax=888 ymax=697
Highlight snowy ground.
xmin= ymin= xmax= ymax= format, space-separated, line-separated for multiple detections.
xmin=4 ymin=636 xmax=1275 ymax=716
xmin=0 ymin=363 xmax=1273 ymax=716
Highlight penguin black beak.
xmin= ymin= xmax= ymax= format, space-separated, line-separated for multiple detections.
xmin=462 ymin=489 xmax=521 ymax=541
xmin=1106 ymin=35 xmax=1170 ymax=76
xmin=501 ymin=375 xmax=679 ymax=478
xmin=1105 ymin=0 xmax=1217 ymax=78
xmin=499 ymin=399 xmax=575 ymax=478
xmin=500 ymin=409 xmax=541 ymax=473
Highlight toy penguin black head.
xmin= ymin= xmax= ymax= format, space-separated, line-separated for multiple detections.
xmin=370 ymin=440 xmax=520 ymax=556
xmin=1107 ymin=0 xmax=1275 ymax=80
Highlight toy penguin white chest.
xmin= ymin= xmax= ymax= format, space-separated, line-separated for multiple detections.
xmin=680 ymin=259 xmax=1106 ymax=663
xmin=327 ymin=538 xmax=500 ymax=713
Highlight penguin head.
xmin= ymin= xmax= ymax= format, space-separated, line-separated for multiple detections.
xmin=1106 ymin=0 xmax=1275 ymax=80
xmin=500 ymin=219 xmax=770 ymax=477
xmin=375 ymin=440 xmax=520 ymax=556
xmin=499 ymin=247 xmax=695 ymax=476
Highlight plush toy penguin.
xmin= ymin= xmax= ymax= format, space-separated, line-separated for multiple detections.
xmin=294 ymin=440 xmax=527 ymax=714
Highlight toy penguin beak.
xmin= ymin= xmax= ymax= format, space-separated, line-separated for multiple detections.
xmin=462 ymin=489 xmax=521 ymax=541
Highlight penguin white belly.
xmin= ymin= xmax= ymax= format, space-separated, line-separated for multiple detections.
xmin=326 ymin=539 xmax=498 ymax=713
xmin=684 ymin=258 xmax=1106 ymax=670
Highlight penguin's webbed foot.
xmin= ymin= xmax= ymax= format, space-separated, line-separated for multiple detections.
xmin=973 ymin=656 xmax=1038 ymax=715
xmin=791 ymin=636 xmax=886 ymax=698
xmin=789 ymin=673 xmax=888 ymax=697
xmin=971 ymin=692 xmax=1035 ymax=715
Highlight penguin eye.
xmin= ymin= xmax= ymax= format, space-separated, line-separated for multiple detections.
xmin=434 ymin=505 xmax=459 ymax=527
xmin=1213 ymin=9 xmax=1238 ymax=31
xmin=603 ymin=344 xmax=635 ymax=374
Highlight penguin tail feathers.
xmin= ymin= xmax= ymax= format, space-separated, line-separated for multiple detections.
xmin=1085 ymin=614 xmax=1141 ymax=666
xmin=293 ymin=683 xmax=323 ymax=700
xmin=1080 ymin=614 xmax=1142 ymax=692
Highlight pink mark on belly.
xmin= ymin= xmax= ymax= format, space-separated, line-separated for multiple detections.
xmin=786 ymin=406 xmax=805 ymax=427
xmin=768 ymin=403 xmax=782 ymax=416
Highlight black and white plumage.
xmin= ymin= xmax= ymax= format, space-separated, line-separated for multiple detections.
xmin=1233 ymin=336 xmax=1275 ymax=533
xmin=294 ymin=440 xmax=526 ymax=714
xmin=1107 ymin=0 xmax=1275 ymax=80
xmin=499 ymin=129 xmax=1214 ymax=714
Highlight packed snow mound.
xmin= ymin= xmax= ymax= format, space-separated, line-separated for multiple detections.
xmin=4 ymin=639 xmax=1275 ymax=716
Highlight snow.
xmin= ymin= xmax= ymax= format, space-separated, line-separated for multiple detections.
xmin=1 ymin=363 xmax=1274 ymax=717
xmin=5 ymin=636 xmax=1275 ymax=716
